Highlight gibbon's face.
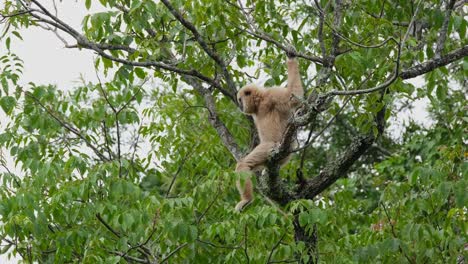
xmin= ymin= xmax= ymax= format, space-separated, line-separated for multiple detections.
xmin=237 ymin=85 xmax=258 ymax=114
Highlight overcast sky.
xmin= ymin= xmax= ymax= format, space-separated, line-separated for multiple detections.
xmin=0 ymin=1 xmax=433 ymax=263
xmin=0 ymin=2 xmax=104 ymax=263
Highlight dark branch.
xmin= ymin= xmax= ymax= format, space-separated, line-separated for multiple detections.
xmin=266 ymin=233 xmax=286 ymax=263
xmin=20 ymin=1 xmax=224 ymax=93
xmin=314 ymin=0 xmax=328 ymax=58
xmin=110 ymin=251 xmax=149 ymax=264
xmin=331 ymin=0 xmax=343 ymax=56
xmin=400 ymin=45 xmax=468 ymax=79
xmin=166 ymin=146 xmax=196 ymax=197
xmin=96 ymin=213 xmax=121 ymax=238
xmin=435 ymin=0 xmax=457 ymax=58
xmin=243 ymin=224 xmax=250 ymax=264
xmin=381 ymin=203 xmax=417 ymax=264
xmin=195 ymin=239 xmax=241 ymax=250
xmin=160 ymin=243 xmax=188 ymax=263
xmin=297 ymin=134 xmax=374 ymax=199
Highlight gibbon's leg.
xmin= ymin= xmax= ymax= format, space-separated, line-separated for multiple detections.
xmin=287 ymin=58 xmax=304 ymax=99
xmin=235 ymin=142 xmax=276 ymax=211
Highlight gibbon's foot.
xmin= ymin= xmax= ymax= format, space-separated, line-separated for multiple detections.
xmin=235 ymin=199 xmax=253 ymax=212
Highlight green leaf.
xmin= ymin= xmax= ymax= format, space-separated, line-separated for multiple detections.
xmin=134 ymin=67 xmax=146 ymax=79
xmin=436 ymin=85 xmax=447 ymax=101
xmin=453 ymin=180 xmax=466 ymax=207
xmin=5 ymin=37 xmax=11 ymax=50
xmin=0 ymin=96 xmax=16 ymax=114
xmin=298 ymin=212 xmax=308 ymax=227
xmin=85 ymin=0 xmax=91 ymax=9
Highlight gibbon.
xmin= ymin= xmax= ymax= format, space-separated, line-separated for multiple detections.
xmin=235 ymin=56 xmax=304 ymax=211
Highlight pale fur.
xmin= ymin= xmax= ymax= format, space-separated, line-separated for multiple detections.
xmin=235 ymin=57 xmax=304 ymax=211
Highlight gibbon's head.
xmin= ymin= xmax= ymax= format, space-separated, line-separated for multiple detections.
xmin=237 ymin=84 xmax=263 ymax=114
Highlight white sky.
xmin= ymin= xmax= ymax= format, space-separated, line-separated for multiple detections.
xmin=0 ymin=2 xmax=105 ymax=263
xmin=0 ymin=1 xmax=433 ymax=263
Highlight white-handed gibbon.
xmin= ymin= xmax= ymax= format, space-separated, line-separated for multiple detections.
xmin=235 ymin=55 xmax=304 ymax=211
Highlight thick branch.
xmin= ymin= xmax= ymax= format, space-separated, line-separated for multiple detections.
xmin=297 ymin=134 xmax=374 ymax=199
xmin=260 ymin=96 xmax=324 ymax=205
xmin=20 ymin=2 xmax=225 ymax=95
xmin=258 ymin=168 xmax=294 ymax=206
xmin=400 ymin=45 xmax=468 ymax=79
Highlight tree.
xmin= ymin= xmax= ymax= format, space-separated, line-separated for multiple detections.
xmin=0 ymin=0 xmax=466 ymax=263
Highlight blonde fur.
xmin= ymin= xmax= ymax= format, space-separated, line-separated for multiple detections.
xmin=235 ymin=57 xmax=303 ymax=211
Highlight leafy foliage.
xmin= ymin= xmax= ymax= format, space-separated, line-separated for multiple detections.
xmin=0 ymin=0 xmax=466 ymax=263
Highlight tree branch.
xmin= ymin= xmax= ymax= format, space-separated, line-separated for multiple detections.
xmin=435 ymin=0 xmax=457 ymax=58
xmin=297 ymin=134 xmax=374 ymax=199
xmin=160 ymin=243 xmax=188 ymax=263
xmin=401 ymin=45 xmax=468 ymax=79
xmin=195 ymin=239 xmax=241 ymax=250
xmin=96 ymin=214 xmax=154 ymax=260
xmin=314 ymin=0 xmax=328 ymax=58
xmin=266 ymin=233 xmax=287 ymax=263
xmin=166 ymin=145 xmax=197 ymax=197
xmin=25 ymin=91 xmax=110 ymax=162
xmin=110 ymin=251 xmax=149 ymax=264
xmin=19 ymin=1 xmax=224 ymax=93
xmin=186 ymin=77 xmax=242 ymax=161
xmin=331 ymin=0 xmax=343 ymax=56
xmin=381 ymin=203 xmax=416 ymax=264
xmin=243 ymin=224 xmax=250 ymax=264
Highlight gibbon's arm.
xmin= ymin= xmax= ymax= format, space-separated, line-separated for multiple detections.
xmin=287 ymin=58 xmax=304 ymax=99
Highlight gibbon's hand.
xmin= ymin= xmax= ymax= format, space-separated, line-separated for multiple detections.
xmin=285 ymin=44 xmax=297 ymax=58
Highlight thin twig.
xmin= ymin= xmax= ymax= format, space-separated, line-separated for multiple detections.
xmin=328 ymin=41 xmax=401 ymax=96
xmin=110 ymin=251 xmax=149 ymax=263
xmin=243 ymin=224 xmax=250 ymax=264
xmin=160 ymin=243 xmax=188 ymax=263
xmin=166 ymin=145 xmax=198 ymax=197
xmin=266 ymin=233 xmax=287 ymax=263
xmin=195 ymin=239 xmax=241 ymax=250
xmin=293 ymin=95 xmax=353 ymax=153
xmin=381 ymin=203 xmax=416 ymax=264
xmin=236 ymin=0 xmax=323 ymax=64
xmin=96 ymin=214 xmax=153 ymax=259
xmin=402 ymin=0 xmax=423 ymax=46
xmin=95 ymin=73 xmax=122 ymax=177
xmin=25 ymin=91 xmax=109 ymax=162
xmin=96 ymin=213 xmax=120 ymax=238
xmin=196 ymin=187 xmax=221 ymax=224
